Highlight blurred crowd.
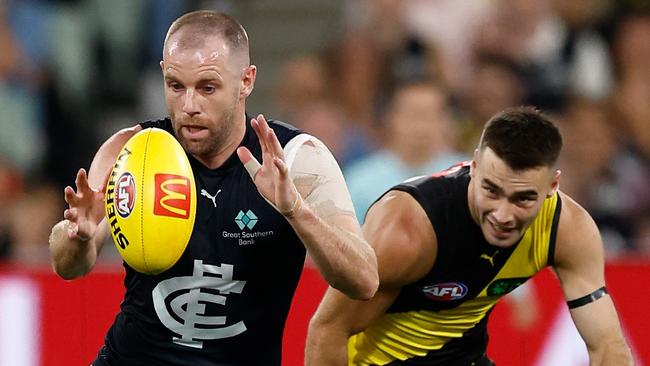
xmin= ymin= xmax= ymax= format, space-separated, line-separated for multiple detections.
xmin=1 ymin=0 xmax=649 ymax=266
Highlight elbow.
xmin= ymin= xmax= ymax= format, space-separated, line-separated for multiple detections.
xmin=356 ymin=272 xmax=380 ymax=300
xmin=52 ymin=262 xmax=86 ymax=280
xmin=588 ymin=337 xmax=633 ymax=366
xmin=355 ymin=256 xmax=380 ymax=300
xmin=336 ymin=270 xmax=379 ymax=301
xmin=51 ymin=256 xmax=90 ymax=280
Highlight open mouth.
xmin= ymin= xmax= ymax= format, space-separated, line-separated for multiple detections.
xmin=489 ymin=221 xmax=515 ymax=239
xmin=181 ymin=125 xmax=208 ymax=139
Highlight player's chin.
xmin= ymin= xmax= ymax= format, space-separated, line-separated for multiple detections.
xmin=486 ymin=237 xmax=519 ymax=248
xmin=483 ymin=226 xmax=520 ymax=247
xmin=177 ymin=137 xmax=202 ymax=153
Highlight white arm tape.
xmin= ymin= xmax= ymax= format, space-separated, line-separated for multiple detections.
xmin=283 ymin=134 xmax=356 ymax=218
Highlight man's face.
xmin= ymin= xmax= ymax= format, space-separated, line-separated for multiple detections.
xmin=387 ymin=85 xmax=451 ymax=155
xmin=469 ymin=147 xmax=560 ymax=248
xmin=161 ymin=34 xmax=252 ymax=159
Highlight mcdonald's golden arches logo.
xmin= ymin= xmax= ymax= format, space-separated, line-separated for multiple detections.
xmin=154 ymin=174 xmax=191 ymax=219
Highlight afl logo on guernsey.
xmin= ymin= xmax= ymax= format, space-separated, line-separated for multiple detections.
xmin=115 ymin=172 xmax=136 ymax=218
xmin=422 ymin=282 xmax=468 ymax=301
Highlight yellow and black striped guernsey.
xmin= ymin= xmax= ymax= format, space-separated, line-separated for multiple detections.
xmin=348 ymin=164 xmax=561 ymax=365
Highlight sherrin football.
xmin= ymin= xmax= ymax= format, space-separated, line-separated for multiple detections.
xmin=105 ymin=128 xmax=196 ymax=275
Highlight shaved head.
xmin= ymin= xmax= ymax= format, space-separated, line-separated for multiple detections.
xmin=163 ymin=10 xmax=250 ymax=66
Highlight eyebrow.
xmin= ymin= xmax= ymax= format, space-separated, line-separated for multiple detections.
xmin=163 ymin=75 xmax=223 ymax=84
xmin=483 ymin=178 xmax=538 ymax=198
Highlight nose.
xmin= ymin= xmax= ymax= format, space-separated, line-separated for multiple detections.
xmin=491 ymin=200 xmax=514 ymax=227
xmin=182 ymin=89 xmax=200 ymax=116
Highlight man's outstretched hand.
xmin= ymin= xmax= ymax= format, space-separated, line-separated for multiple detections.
xmin=237 ymin=114 xmax=303 ymax=217
xmin=63 ymin=168 xmax=106 ymax=241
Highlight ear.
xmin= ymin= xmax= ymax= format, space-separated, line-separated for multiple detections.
xmin=547 ymin=169 xmax=561 ymax=197
xmin=240 ymin=65 xmax=257 ymax=98
xmin=160 ymin=60 xmax=164 ymax=73
xmin=469 ymin=149 xmax=479 ymax=178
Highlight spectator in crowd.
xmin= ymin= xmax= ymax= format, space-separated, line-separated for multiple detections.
xmin=345 ymin=79 xmax=467 ymax=221
xmin=289 ymin=100 xmax=373 ymax=169
xmin=473 ymin=0 xmax=613 ymax=111
xmin=559 ymin=98 xmax=650 ymax=256
xmin=457 ymin=55 xmax=526 ymax=154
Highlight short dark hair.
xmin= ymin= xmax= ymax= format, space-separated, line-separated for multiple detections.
xmin=375 ymin=77 xmax=447 ymax=123
xmin=164 ymin=10 xmax=249 ymax=59
xmin=478 ymin=106 xmax=562 ymax=170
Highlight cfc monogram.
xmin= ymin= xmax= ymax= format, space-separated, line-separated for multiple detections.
xmin=152 ymin=260 xmax=247 ymax=349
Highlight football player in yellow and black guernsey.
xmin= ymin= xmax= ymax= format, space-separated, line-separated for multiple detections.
xmin=306 ymin=107 xmax=633 ymax=366
xmin=48 ymin=10 xmax=378 ymax=366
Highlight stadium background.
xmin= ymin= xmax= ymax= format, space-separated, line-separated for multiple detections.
xmin=1 ymin=0 xmax=649 ymax=365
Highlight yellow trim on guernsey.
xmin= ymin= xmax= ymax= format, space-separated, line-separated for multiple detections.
xmin=348 ymin=193 xmax=559 ymax=365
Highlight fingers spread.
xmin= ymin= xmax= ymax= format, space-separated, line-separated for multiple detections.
xmin=75 ymin=168 xmax=88 ymax=190
xmin=64 ymin=186 xmax=78 ymax=205
xmin=238 ymin=147 xmax=262 ymax=180
xmin=64 ymin=208 xmax=78 ymax=221
xmin=267 ymin=129 xmax=285 ymax=158
xmin=273 ymin=156 xmax=289 ymax=179
xmin=251 ymin=117 xmax=269 ymax=154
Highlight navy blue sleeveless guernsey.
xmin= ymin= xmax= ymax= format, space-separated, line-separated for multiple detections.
xmin=98 ymin=117 xmax=306 ymax=366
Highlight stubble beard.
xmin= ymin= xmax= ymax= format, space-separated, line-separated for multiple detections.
xmin=174 ymin=106 xmax=237 ymax=159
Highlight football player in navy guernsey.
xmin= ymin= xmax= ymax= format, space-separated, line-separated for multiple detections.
xmin=306 ymin=107 xmax=633 ymax=366
xmin=48 ymin=10 xmax=378 ymax=366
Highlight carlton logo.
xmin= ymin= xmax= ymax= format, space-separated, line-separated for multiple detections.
xmin=422 ymin=282 xmax=468 ymax=301
xmin=154 ymin=174 xmax=191 ymax=219
xmin=115 ymin=172 xmax=136 ymax=218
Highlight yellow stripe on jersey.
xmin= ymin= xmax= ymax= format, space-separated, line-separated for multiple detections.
xmin=349 ymin=193 xmax=559 ymax=365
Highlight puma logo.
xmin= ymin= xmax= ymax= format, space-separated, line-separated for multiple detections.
xmin=200 ymin=189 xmax=221 ymax=208
xmin=480 ymin=251 xmax=499 ymax=267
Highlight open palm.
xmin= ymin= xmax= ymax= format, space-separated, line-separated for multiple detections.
xmin=63 ymin=168 xmax=106 ymax=241
xmin=236 ymin=114 xmax=300 ymax=215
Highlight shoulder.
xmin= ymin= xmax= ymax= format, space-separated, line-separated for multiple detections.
xmin=394 ymin=166 xmax=469 ymax=211
xmin=554 ymin=191 xmax=603 ymax=268
xmin=88 ymin=124 xmax=142 ymax=188
xmin=98 ymin=124 xmax=142 ymax=153
xmin=365 ymin=190 xmax=437 ymax=286
xmin=267 ymin=118 xmax=303 ymax=143
xmin=556 ymin=192 xmax=599 ymax=242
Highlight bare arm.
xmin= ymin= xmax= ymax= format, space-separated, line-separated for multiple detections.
xmin=49 ymin=125 xmax=141 ymax=279
xmin=237 ymin=115 xmax=378 ymax=299
xmin=283 ymin=134 xmax=377 ymax=300
xmin=305 ymin=191 xmax=437 ymax=365
xmin=553 ymin=192 xmax=633 ymax=365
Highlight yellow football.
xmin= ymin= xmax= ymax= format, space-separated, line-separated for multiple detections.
xmin=104 ymin=128 xmax=196 ymax=275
